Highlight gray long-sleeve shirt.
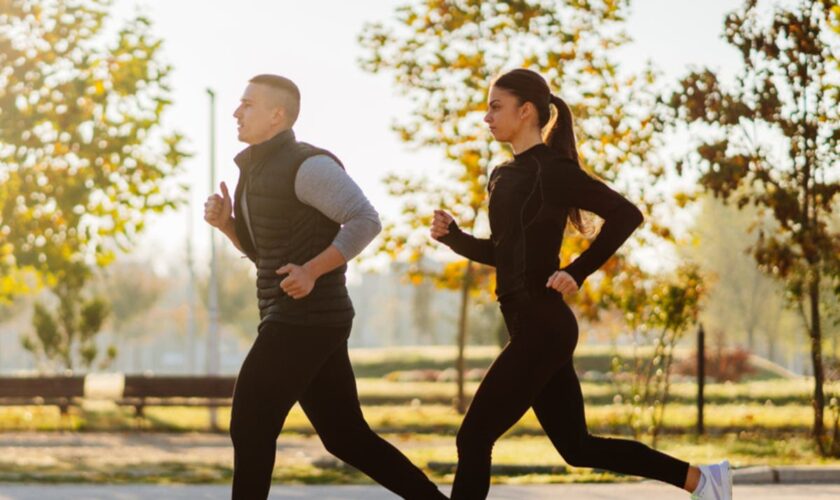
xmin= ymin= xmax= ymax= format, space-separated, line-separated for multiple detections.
xmin=294 ymin=155 xmax=382 ymax=260
xmin=240 ymin=154 xmax=381 ymax=261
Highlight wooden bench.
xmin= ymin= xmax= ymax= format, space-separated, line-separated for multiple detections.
xmin=0 ymin=376 xmax=86 ymax=414
xmin=0 ymin=375 xmax=236 ymax=416
xmin=119 ymin=375 xmax=236 ymax=417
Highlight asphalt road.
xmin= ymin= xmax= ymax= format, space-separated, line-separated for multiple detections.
xmin=0 ymin=483 xmax=838 ymax=499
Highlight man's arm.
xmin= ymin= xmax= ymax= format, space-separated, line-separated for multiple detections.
xmin=205 ymin=181 xmax=248 ymax=253
xmin=218 ymin=217 xmax=245 ymax=254
xmin=276 ymin=155 xmax=382 ymax=299
xmin=277 ymin=244 xmax=346 ymax=299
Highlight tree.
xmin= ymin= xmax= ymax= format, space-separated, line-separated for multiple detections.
xmin=665 ymin=0 xmax=840 ymax=455
xmin=359 ymin=0 xmax=682 ymax=412
xmin=609 ymin=265 xmax=704 ymax=447
xmin=0 ymin=0 xmax=187 ymax=301
xmin=21 ymin=260 xmax=114 ymax=371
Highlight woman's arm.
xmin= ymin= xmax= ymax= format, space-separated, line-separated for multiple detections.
xmin=542 ymin=160 xmax=644 ymax=287
xmin=437 ymin=221 xmax=495 ymax=266
xmin=431 ymin=210 xmax=495 ymax=266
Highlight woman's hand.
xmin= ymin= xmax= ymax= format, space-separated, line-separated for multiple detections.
xmin=431 ymin=210 xmax=455 ymax=240
xmin=546 ymin=270 xmax=579 ymax=295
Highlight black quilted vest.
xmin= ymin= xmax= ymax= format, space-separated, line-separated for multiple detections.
xmin=232 ymin=129 xmax=354 ymax=329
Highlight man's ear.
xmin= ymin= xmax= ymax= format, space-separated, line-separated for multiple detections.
xmin=272 ymin=106 xmax=288 ymax=127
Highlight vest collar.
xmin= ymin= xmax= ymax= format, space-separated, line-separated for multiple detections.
xmin=234 ymin=128 xmax=296 ymax=169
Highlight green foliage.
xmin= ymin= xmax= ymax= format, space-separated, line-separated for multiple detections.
xmin=609 ymin=265 xmax=704 ymax=447
xmin=21 ymin=261 xmax=115 ymax=371
xmin=665 ymin=0 xmax=840 ymax=455
xmin=0 ymin=0 xmax=188 ymax=302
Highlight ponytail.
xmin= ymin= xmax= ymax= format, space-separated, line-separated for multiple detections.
xmin=546 ymin=94 xmax=587 ymax=234
xmin=545 ymin=95 xmax=579 ymax=163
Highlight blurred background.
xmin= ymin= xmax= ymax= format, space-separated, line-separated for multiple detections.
xmin=0 ymin=0 xmax=839 ymax=487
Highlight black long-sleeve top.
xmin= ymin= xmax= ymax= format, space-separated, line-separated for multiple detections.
xmin=438 ymin=143 xmax=643 ymax=301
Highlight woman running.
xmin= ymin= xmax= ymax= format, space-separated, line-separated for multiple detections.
xmin=431 ymin=68 xmax=732 ymax=500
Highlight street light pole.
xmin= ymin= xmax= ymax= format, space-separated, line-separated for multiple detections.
xmin=206 ymin=88 xmax=220 ymax=431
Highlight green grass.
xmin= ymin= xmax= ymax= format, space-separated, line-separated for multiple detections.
xmin=352 ymin=377 xmax=839 ymax=407
xmin=347 ymin=345 xmax=793 ymax=381
xmin=2 ymin=400 xmax=834 ymax=438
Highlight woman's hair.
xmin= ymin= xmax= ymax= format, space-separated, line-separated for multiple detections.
xmin=493 ymin=68 xmax=587 ymax=233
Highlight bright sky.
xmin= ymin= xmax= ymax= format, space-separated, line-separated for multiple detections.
xmin=113 ymin=0 xmax=744 ymax=271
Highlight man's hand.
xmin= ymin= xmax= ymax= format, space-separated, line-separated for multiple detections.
xmin=204 ymin=182 xmax=233 ymax=230
xmin=277 ymin=264 xmax=316 ymax=299
xmin=431 ymin=210 xmax=454 ymax=240
xmin=546 ymin=270 xmax=579 ymax=295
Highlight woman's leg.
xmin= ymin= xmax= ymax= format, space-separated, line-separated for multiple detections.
xmin=299 ymin=338 xmax=447 ymax=500
xmin=532 ymin=360 xmax=692 ymax=488
xmin=450 ymin=295 xmax=578 ymax=499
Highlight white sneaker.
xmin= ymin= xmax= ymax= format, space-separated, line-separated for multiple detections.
xmin=691 ymin=460 xmax=733 ymax=500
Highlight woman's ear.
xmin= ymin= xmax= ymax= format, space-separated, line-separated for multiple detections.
xmin=520 ymin=101 xmax=536 ymax=124
xmin=518 ymin=101 xmax=530 ymax=120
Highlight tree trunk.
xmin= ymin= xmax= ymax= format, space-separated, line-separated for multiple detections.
xmin=455 ymin=263 xmax=473 ymax=414
xmin=809 ymin=272 xmax=826 ymax=455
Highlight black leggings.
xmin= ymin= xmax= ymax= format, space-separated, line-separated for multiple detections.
xmin=229 ymin=321 xmax=445 ymax=500
xmin=451 ymin=290 xmax=690 ymax=499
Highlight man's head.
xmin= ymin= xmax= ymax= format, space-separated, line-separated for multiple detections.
xmin=233 ymin=74 xmax=300 ymax=145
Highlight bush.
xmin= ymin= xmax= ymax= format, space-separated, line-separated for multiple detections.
xmin=674 ymin=347 xmax=755 ymax=382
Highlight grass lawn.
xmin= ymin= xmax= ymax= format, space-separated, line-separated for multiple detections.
xmin=0 ymin=346 xmax=835 ymax=484
xmin=0 ymin=400 xmax=834 ymax=437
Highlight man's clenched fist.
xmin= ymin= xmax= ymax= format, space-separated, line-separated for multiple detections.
xmin=277 ymin=263 xmax=315 ymax=299
xmin=204 ymin=182 xmax=233 ymax=229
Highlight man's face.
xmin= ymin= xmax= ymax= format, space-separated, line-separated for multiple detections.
xmin=233 ymin=83 xmax=285 ymax=145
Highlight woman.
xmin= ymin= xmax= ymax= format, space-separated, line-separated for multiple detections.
xmin=431 ymin=69 xmax=732 ymax=500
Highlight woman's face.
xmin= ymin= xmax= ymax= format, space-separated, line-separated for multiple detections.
xmin=484 ymin=86 xmax=535 ymax=143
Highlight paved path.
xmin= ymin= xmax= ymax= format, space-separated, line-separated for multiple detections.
xmin=0 ymin=484 xmax=838 ymax=499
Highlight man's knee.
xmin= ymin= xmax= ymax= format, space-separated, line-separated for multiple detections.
xmin=456 ymin=423 xmax=493 ymax=456
xmin=229 ymin=407 xmax=284 ymax=449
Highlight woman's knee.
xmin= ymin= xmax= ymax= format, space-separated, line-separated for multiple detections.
xmin=558 ymin=435 xmax=596 ymax=468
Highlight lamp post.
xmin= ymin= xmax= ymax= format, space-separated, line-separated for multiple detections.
xmin=206 ymin=88 xmax=220 ymax=431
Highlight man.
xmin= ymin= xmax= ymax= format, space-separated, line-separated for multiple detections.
xmin=204 ymin=74 xmax=445 ymax=499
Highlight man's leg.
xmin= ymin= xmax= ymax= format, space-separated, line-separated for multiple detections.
xmin=229 ymin=322 xmax=348 ymax=500
xmin=299 ymin=338 xmax=447 ymax=500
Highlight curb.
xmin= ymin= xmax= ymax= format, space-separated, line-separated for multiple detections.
xmin=423 ymin=462 xmax=840 ymax=484
xmin=735 ymin=466 xmax=840 ymax=484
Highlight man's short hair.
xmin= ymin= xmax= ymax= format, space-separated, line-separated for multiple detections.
xmin=249 ymin=74 xmax=301 ymax=125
